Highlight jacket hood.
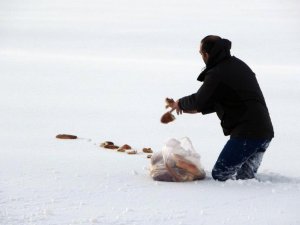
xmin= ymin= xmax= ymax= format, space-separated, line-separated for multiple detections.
xmin=197 ymin=38 xmax=232 ymax=82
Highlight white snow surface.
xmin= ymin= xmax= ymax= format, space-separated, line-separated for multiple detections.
xmin=1 ymin=0 xmax=300 ymax=224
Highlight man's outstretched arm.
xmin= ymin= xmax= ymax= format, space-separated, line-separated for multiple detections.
xmin=168 ymin=100 xmax=198 ymax=115
xmin=177 ymin=71 xmax=220 ymax=115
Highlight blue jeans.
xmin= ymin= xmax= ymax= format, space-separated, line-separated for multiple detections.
xmin=212 ymin=138 xmax=271 ymax=181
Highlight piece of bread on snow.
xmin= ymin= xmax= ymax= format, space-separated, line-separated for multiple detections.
xmin=100 ymin=141 xmax=119 ymax=149
xmin=103 ymin=144 xmax=119 ymax=149
xmin=56 ymin=134 xmax=77 ymax=139
xmin=100 ymin=141 xmax=114 ymax=147
xmin=143 ymin=148 xmax=153 ymax=153
xmin=117 ymin=144 xmax=132 ymax=152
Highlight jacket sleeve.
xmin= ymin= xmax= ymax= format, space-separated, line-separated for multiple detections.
xmin=179 ymin=71 xmax=220 ymax=114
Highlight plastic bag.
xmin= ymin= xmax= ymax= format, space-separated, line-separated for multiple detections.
xmin=150 ymin=137 xmax=206 ymax=182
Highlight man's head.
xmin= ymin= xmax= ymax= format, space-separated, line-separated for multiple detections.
xmin=199 ymin=35 xmax=221 ymax=64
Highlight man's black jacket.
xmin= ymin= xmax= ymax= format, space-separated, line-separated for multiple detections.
xmin=179 ymin=39 xmax=274 ymax=139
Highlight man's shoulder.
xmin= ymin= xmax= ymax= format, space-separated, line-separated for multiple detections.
xmin=228 ymin=56 xmax=251 ymax=67
xmin=221 ymin=56 xmax=243 ymax=65
xmin=197 ymin=56 xmax=250 ymax=82
xmin=203 ymin=67 xmax=222 ymax=83
xmin=219 ymin=56 xmax=254 ymax=73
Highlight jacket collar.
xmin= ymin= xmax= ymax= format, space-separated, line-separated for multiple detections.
xmin=197 ymin=38 xmax=232 ymax=82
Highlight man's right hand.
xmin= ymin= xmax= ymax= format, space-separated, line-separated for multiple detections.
xmin=165 ymin=97 xmax=198 ymax=115
xmin=172 ymin=100 xmax=183 ymax=115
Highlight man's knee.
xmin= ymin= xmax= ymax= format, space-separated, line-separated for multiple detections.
xmin=212 ymin=160 xmax=258 ymax=181
xmin=212 ymin=167 xmax=233 ymax=181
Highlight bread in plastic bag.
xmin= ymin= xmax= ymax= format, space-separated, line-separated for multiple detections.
xmin=150 ymin=137 xmax=206 ymax=182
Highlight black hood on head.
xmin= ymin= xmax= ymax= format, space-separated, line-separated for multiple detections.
xmin=197 ymin=38 xmax=232 ymax=82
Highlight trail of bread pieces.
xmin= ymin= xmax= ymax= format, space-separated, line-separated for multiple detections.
xmin=56 ymin=134 xmax=153 ymax=158
xmin=100 ymin=141 xmax=153 ymax=157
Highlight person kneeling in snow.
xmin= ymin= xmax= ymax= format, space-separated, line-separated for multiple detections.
xmin=169 ymin=35 xmax=274 ymax=181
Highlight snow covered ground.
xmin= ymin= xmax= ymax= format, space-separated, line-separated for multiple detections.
xmin=1 ymin=0 xmax=300 ymax=224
